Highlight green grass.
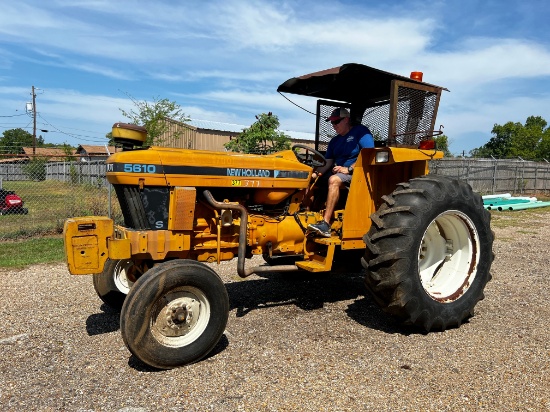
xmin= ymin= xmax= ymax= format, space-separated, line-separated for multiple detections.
xmin=490 ymin=205 xmax=550 ymax=228
xmin=0 ymin=236 xmax=65 ymax=268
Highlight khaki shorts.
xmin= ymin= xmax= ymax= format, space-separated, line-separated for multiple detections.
xmin=316 ymin=171 xmax=352 ymax=190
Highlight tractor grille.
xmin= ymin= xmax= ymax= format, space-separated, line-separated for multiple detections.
xmin=114 ymin=185 xmax=170 ymax=230
xmin=391 ymin=85 xmax=439 ymax=146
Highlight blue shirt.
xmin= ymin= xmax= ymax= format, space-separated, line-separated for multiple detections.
xmin=326 ymin=125 xmax=374 ymax=167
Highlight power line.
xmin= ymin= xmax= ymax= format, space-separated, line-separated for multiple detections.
xmin=37 ymin=113 xmax=107 ymax=143
xmin=2 ymin=88 xmax=107 ymax=146
xmin=0 ymin=113 xmax=29 ymax=118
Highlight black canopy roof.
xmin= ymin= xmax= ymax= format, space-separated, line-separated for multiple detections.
xmin=277 ymin=63 xmax=447 ymax=104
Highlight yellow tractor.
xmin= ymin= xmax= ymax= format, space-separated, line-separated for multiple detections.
xmin=64 ymin=63 xmax=493 ymax=369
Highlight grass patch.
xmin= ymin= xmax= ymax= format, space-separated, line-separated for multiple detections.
xmin=489 ymin=206 xmax=550 ymax=228
xmin=0 ymin=236 xmax=65 ymax=268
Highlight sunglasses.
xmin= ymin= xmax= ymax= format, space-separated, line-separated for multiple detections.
xmin=331 ymin=118 xmax=344 ymax=125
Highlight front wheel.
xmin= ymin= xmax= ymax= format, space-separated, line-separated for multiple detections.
xmin=363 ymin=175 xmax=494 ymax=331
xmin=93 ymin=259 xmax=135 ymax=311
xmin=120 ymin=260 xmax=229 ymax=369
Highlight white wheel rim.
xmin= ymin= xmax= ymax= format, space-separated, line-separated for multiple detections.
xmin=113 ymin=260 xmax=134 ymax=294
xmin=418 ymin=210 xmax=479 ymax=302
xmin=150 ymin=286 xmax=211 ymax=347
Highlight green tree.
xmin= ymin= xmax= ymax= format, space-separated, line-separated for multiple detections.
xmin=118 ymin=95 xmax=189 ymax=146
xmin=470 ymin=116 xmax=550 ymax=160
xmin=224 ymin=113 xmax=291 ymax=154
xmin=0 ymin=128 xmax=44 ymax=152
xmin=61 ymin=143 xmax=75 ymax=161
xmin=537 ymin=131 xmax=550 ymax=160
xmin=434 ymin=134 xmax=452 ymax=157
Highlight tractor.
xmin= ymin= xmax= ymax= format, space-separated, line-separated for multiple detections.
xmin=63 ymin=63 xmax=493 ymax=369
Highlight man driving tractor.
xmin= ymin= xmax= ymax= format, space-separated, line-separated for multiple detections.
xmin=308 ymin=107 xmax=374 ymax=237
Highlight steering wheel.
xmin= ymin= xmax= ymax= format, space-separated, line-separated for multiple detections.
xmin=292 ymin=144 xmax=326 ymax=168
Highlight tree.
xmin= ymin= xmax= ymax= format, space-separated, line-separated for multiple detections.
xmin=0 ymin=128 xmax=44 ymax=153
xmin=224 ymin=113 xmax=291 ymax=154
xmin=470 ymin=116 xmax=550 ymax=160
xmin=434 ymin=134 xmax=452 ymax=157
xmin=537 ymin=132 xmax=550 ymax=160
xmin=118 ymin=95 xmax=189 ymax=146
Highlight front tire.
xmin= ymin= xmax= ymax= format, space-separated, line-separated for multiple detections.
xmin=93 ymin=259 xmax=135 ymax=311
xmin=362 ymin=175 xmax=494 ymax=331
xmin=120 ymin=260 xmax=229 ymax=369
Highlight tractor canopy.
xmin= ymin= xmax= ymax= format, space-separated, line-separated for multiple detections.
xmin=277 ymin=63 xmax=449 ymax=150
xmin=277 ymin=63 xmax=447 ymax=104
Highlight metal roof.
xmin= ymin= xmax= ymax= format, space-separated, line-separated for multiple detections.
xmin=187 ymin=119 xmax=244 ymax=134
xmin=188 ymin=119 xmax=314 ymax=141
xmin=277 ymin=63 xmax=448 ymax=104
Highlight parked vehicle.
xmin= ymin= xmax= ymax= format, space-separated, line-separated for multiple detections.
xmin=0 ymin=188 xmax=28 ymax=215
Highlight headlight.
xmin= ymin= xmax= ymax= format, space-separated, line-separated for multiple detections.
xmin=375 ymin=151 xmax=390 ymax=163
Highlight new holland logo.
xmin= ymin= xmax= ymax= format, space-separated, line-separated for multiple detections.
xmin=226 ymin=168 xmax=271 ymax=177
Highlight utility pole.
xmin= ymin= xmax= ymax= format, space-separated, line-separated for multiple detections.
xmin=32 ymin=86 xmax=37 ymax=156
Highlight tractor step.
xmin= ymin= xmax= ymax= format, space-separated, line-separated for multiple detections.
xmin=295 ymin=260 xmax=329 ymax=271
xmin=312 ymin=236 xmax=341 ymax=245
xmin=296 ymin=237 xmax=340 ymax=272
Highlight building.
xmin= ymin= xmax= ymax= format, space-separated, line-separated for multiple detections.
xmin=76 ymin=145 xmax=120 ymax=162
xmin=0 ymin=146 xmax=75 ymax=166
xmin=157 ymin=118 xmax=315 ymax=151
xmin=21 ymin=147 xmax=71 ymax=161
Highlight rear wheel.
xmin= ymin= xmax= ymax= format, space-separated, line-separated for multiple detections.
xmin=120 ymin=260 xmax=229 ymax=369
xmin=362 ymin=175 xmax=494 ymax=331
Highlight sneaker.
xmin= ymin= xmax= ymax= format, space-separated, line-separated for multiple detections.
xmin=308 ymin=220 xmax=331 ymax=237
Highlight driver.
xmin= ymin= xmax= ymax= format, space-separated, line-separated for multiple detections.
xmin=307 ymin=108 xmax=374 ymax=237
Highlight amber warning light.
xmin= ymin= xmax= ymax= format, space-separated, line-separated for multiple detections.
xmin=410 ymin=71 xmax=423 ymax=82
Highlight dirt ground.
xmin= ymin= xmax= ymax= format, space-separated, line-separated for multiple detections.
xmin=0 ymin=209 xmax=549 ymax=411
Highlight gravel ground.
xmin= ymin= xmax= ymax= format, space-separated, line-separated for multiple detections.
xmin=1 ymin=210 xmax=549 ymax=411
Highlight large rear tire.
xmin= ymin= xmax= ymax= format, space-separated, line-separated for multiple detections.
xmin=362 ymin=175 xmax=494 ymax=331
xmin=120 ymin=260 xmax=229 ymax=369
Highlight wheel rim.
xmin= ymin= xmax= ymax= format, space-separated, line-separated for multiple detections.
xmin=418 ymin=210 xmax=479 ymax=302
xmin=113 ymin=260 xmax=134 ymax=294
xmin=150 ymin=286 xmax=211 ymax=347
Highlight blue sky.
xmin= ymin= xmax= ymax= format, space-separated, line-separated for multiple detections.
xmin=1 ymin=0 xmax=550 ymax=155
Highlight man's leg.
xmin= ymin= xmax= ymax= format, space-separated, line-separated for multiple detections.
xmin=307 ymin=174 xmax=344 ymax=237
xmin=323 ymin=174 xmax=343 ymax=223
xmin=304 ymin=173 xmax=329 ymax=211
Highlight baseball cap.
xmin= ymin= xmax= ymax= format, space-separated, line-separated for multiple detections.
xmin=326 ymin=107 xmax=350 ymax=122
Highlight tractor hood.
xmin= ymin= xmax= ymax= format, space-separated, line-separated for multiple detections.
xmin=105 ymin=146 xmax=312 ymax=190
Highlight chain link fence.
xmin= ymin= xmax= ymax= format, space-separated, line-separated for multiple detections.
xmin=0 ymin=157 xmax=122 ymax=241
xmin=1 ymin=154 xmax=550 ymax=241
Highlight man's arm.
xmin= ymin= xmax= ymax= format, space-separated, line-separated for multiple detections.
xmin=359 ymin=130 xmax=374 ymax=149
xmin=312 ymin=158 xmax=334 ymax=178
